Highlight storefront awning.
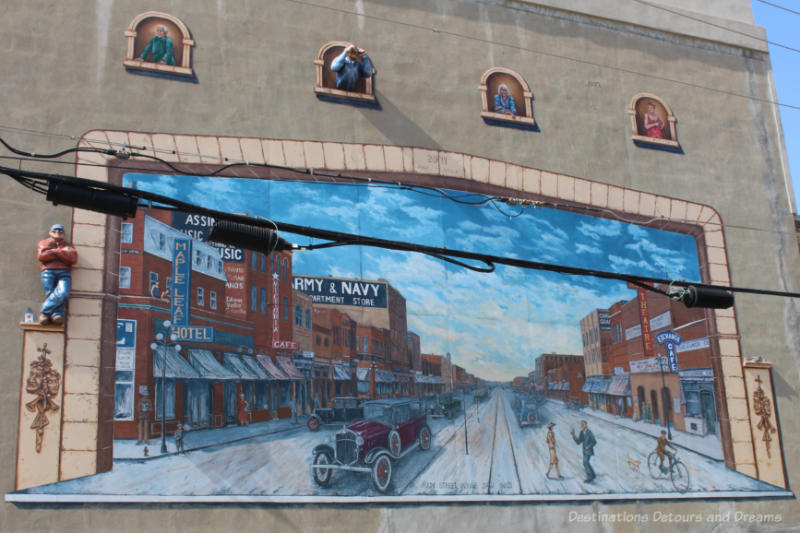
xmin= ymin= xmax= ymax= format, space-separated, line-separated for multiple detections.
xmin=582 ymin=377 xmax=598 ymax=393
xmin=376 ymin=369 xmax=396 ymax=383
xmin=188 ymin=349 xmax=239 ymax=380
xmin=240 ymin=354 xmax=271 ymax=380
xmin=223 ymin=352 xmax=260 ymax=380
xmin=332 ymin=365 xmax=351 ymax=381
xmin=595 ymin=376 xmax=611 ymax=394
xmin=276 ymin=356 xmax=304 ymax=380
xmin=607 ymin=374 xmax=631 ymax=396
xmin=255 ymin=354 xmax=289 ymax=380
xmin=394 ymin=373 xmax=412 ymax=383
xmin=153 ymin=346 xmax=201 ymax=380
xmin=560 ymin=381 xmax=569 ymax=390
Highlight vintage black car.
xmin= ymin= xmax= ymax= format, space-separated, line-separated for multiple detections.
xmin=430 ymin=391 xmax=462 ymax=419
xmin=307 ymin=396 xmax=365 ymax=431
xmin=311 ymin=399 xmax=432 ymax=493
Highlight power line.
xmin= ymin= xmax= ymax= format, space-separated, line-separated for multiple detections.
xmin=1 ymin=135 xmax=798 ymax=239
xmin=629 ymin=0 xmax=800 ymax=55
xmin=755 ymin=0 xmax=800 ymax=18
xmin=284 ymin=0 xmax=800 ymax=112
xmin=5 ymin=163 xmax=799 ymax=303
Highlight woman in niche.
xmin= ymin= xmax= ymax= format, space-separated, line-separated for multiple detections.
xmin=643 ymin=102 xmax=664 ymax=138
xmin=494 ymin=84 xmax=517 ymax=116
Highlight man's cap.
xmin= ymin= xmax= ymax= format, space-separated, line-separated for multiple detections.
xmin=50 ymin=224 xmax=65 ymax=232
xmin=547 ymin=421 xmax=555 ymax=428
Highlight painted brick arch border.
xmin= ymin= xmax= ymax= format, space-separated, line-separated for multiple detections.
xmin=63 ymin=130 xmax=759 ymax=482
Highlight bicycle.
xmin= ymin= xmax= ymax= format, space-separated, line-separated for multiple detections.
xmin=647 ymin=450 xmax=690 ymax=492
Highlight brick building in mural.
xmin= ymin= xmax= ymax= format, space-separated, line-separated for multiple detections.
xmin=114 ymin=208 xmax=305 ymax=440
xmin=581 ymin=288 xmax=718 ymax=437
xmin=534 ymin=353 xmax=587 ymax=404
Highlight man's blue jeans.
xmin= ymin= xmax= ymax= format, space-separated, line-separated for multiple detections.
xmin=40 ymin=269 xmax=71 ymax=317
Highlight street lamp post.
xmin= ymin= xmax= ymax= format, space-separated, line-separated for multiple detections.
xmin=658 ymin=355 xmax=672 ymax=440
xmin=150 ymin=319 xmax=181 ymax=455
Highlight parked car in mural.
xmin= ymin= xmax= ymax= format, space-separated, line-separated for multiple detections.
xmin=512 ymin=393 xmax=543 ymax=427
xmin=307 ymin=396 xmax=365 ymax=431
xmin=430 ymin=391 xmax=462 ymax=419
xmin=311 ymin=398 xmax=433 ymax=493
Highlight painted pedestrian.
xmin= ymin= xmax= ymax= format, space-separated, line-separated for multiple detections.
xmin=174 ymin=423 xmax=185 ymax=453
xmin=571 ymin=420 xmax=597 ymax=483
xmin=545 ymin=421 xmax=562 ymax=479
xmin=137 ymin=389 xmax=153 ymax=444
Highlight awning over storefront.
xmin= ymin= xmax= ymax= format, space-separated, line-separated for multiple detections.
xmin=607 ymin=374 xmax=631 ymax=396
xmin=240 ymin=354 xmax=271 ymax=380
xmin=595 ymin=376 xmax=611 ymax=394
xmin=332 ymin=365 xmax=351 ymax=381
xmin=223 ymin=352 xmax=260 ymax=380
xmin=188 ymin=349 xmax=239 ymax=380
xmin=582 ymin=377 xmax=599 ymax=393
xmin=256 ymin=354 xmax=289 ymax=380
xmin=394 ymin=373 xmax=412 ymax=383
xmin=153 ymin=346 xmax=201 ymax=379
xmin=560 ymin=381 xmax=569 ymax=390
xmin=276 ymin=356 xmax=304 ymax=380
xmin=376 ymin=369 xmax=396 ymax=383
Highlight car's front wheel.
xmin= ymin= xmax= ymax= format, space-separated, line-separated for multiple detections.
xmin=372 ymin=454 xmax=393 ymax=493
xmin=312 ymin=450 xmax=333 ymax=487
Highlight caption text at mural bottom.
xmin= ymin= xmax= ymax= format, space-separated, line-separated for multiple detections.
xmin=568 ymin=511 xmax=783 ymax=524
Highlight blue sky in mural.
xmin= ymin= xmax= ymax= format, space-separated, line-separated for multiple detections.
xmin=126 ymin=173 xmax=701 ymax=380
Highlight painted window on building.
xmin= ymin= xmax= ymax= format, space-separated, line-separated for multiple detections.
xmin=210 ymin=290 xmax=217 ymax=310
xmin=295 ymin=305 xmax=303 ymax=326
xmin=283 ymin=296 xmax=289 ymax=320
xmin=251 ymin=285 xmax=257 ymax=312
xmin=121 ymin=222 xmax=134 ymax=244
xmin=119 ymin=266 xmax=132 ymax=289
xmin=261 ymin=288 xmax=267 ymax=314
xmin=305 ymin=309 xmax=311 ymax=328
xmin=197 ymin=286 xmax=204 ymax=307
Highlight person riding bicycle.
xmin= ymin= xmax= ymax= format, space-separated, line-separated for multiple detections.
xmin=655 ymin=430 xmax=677 ymax=474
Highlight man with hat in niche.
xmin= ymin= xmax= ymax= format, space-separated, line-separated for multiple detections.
xmin=36 ymin=223 xmax=78 ymax=325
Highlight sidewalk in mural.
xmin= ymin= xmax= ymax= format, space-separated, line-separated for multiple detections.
xmin=114 ymin=415 xmax=307 ymax=460
xmin=10 ymin=389 xmax=786 ymax=500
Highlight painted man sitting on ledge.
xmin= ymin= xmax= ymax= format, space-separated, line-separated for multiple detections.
xmin=37 ymin=224 xmax=78 ymax=325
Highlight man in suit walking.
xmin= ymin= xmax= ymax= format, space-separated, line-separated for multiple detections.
xmin=571 ymin=419 xmax=597 ymax=483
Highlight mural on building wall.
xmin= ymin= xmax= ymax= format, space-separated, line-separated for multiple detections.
xmin=629 ymin=93 xmax=679 ymax=149
xmin=11 ymin=173 xmax=788 ymax=502
xmin=123 ymin=12 xmax=195 ymax=78
xmin=314 ymin=41 xmax=376 ymax=104
xmin=479 ymin=68 xmax=536 ymax=128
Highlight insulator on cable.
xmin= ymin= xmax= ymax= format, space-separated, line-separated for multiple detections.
xmin=46 ymin=181 xmax=138 ymax=218
xmin=682 ymin=285 xmax=734 ymax=309
xmin=209 ymin=219 xmax=290 ymax=253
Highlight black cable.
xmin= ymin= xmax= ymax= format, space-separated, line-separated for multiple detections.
xmin=756 ymin=0 xmax=800 ymax=17
xmin=3 ymin=164 xmax=799 ymax=301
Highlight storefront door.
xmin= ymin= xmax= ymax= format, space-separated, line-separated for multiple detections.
xmin=224 ymin=382 xmax=237 ymax=425
xmin=184 ymin=381 xmax=212 ymax=429
xmin=701 ymin=390 xmax=717 ymax=435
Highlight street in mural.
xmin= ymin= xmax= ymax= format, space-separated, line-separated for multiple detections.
xmin=15 ymin=174 xmax=786 ymax=500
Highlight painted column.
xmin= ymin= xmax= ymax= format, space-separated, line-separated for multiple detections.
xmin=743 ymin=361 xmax=787 ymax=488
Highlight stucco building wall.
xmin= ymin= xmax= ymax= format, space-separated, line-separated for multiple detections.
xmin=1 ymin=0 xmax=799 ymax=530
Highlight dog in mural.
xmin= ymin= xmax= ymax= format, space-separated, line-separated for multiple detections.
xmin=627 ymin=454 xmax=641 ymax=472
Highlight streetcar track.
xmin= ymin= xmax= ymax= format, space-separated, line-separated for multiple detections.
xmin=397 ymin=399 xmax=483 ymax=495
xmin=486 ymin=391 xmax=500 ymax=494
xmin=499 ymin=390 xmax=523 ymax=493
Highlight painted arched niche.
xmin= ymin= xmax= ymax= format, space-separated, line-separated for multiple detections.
xmin=314 ymin=41 xmax=376 ymax=104
xmin=628 ymin=93 xmax=679 ymax=148
xmin=478 ymin=68 xmax=535 ymax=127
xmin=123 ymin=11 xmax=195 ymax=78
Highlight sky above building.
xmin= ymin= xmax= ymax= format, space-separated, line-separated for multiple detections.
xmin=126 ymin=173 xmax=701 ymax=381
xmin=752 ymin=0 xmax=800 ymax=212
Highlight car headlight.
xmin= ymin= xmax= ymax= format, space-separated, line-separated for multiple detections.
xmin=355 ymin=435 xmax=364 ymax=446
